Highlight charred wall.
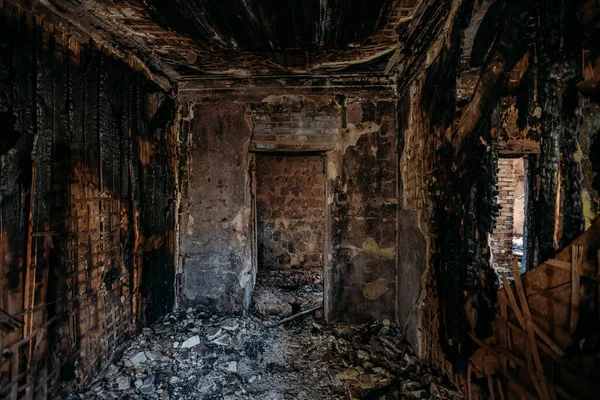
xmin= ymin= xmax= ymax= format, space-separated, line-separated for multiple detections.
xmin=0 ymin=5 xmax=176 ymax=397
xmin=398 ymin=0 xmax=530 ymax=374
xmin=177 ymin=87 xmax=398 ymax=323
xmin=400 ymin=0 xmax=600 ymax=385
xmin=179 ymin=102 xmax=253 ymax=313
xmin=331 ymin=97 xmax=398 ymax=323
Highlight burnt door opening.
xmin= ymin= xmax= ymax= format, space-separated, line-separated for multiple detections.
xmin=252 ymin=153 xmax=325 ymax=318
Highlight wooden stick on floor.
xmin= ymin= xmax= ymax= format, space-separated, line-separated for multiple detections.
xmin=570 ymin=245 xmax=583 ymax=334
xmin=269 ymin=305 xmax=323 ymax=327
xmin=511 ymin=258 xmax=552 ymax=400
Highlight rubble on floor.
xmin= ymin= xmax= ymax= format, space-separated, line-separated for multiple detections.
xmin=72 ymin=308 xmax=462 ymax=400
xmin=253 ymin=268 xmax=324 ymax=317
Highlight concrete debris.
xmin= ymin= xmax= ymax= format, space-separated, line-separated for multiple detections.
xmin=115 ymin=375 xmax=130 ymax=391
xmin=212 ymin=333 xmax=233 ymax=346
xmin=206 ymin=326 xmax=223 ymax=340
xmin=73 ymin=310 xmax=461 ymax=399
xmin=227 ymin=361 xmax=238 ymax=373
xmin=130 ymin=352 xmax=148 ymax=366
xmin=180 ymin=335 xmax=201 ymax=349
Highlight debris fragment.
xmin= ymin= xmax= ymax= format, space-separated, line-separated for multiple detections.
xmin=180 ymin=335 xmax=200 ymax=348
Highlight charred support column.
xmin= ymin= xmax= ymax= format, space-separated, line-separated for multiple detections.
xmin=536 ymin=1 xmax=562 ymax=261
xmin=522 ymin=155 xmax=537 ymax=271
xmin=537 ymin=1 xmax=585 ymax=258
xmin=560 ymin=7 xmax=585 ymax=246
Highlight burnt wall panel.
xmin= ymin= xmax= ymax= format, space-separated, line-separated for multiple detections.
xmin=180 ymin=102 xmax=253 ymax=313
xmin=0 ymin=6 xmax=176 ymax=397
xmin=330 ymin=98 xmax=398 ymax=323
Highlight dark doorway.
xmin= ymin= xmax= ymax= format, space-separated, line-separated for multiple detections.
xmin=252 ymin=154 xmax=325 ymax=318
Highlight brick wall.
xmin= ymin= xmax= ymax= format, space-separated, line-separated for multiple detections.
xmin=256 ymin=154 xmax=325 ymax=270
xmin=490 ymin=158 xmax=523 ymax=276
xmin=249 ymin=95 xmax=341 ymax=152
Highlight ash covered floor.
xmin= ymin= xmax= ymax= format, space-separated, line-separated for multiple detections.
xmin=74 ymin=309 xmax=462 ymax=400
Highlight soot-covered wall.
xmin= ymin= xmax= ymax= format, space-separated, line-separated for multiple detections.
xmin=178 ymin=84 xmax=398 ymax=323
xmin=255 ymin=154 xmax=325 ymax=271
xmin=398 ymin=0 xmax=599 ymax=383
xmin=0 ymin=5 xmax=176 ymax=396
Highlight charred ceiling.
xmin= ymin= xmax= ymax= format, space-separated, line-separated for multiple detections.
xmin=9 ymin=0 xmax=460 ymax=81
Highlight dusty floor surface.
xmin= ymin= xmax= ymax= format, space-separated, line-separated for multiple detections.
xmin=72 ymin=309 xmax=462 ymax=400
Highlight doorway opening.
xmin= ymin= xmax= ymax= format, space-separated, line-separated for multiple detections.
xmin=490 ymin=157 xmax=528 ymax=282
xmin=252 ymin=153 xmax=325 ymax=318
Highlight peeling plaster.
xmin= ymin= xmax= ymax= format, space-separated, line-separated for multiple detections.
xmin=346 ymin=237 xmax=396 ymax=260
xmin=326 ymin=159 xmax=339 ymax=181
xmin=583 ymin=189 xmax=597 ymax=229
xmin=187 ymin=214 xmax=195 ymax=236
xmin=342 ymin=121 xmax=381 ymax=153
xmin=360 ymin=237 xmax=396 ymax=259
xmin=363 ymin=278 xmax=390 ymax=300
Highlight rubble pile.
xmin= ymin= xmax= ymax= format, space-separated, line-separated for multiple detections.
xmin=253 ymin=268 xmax=324 ymax=317
xmin=74 ymin=310 xmax=462 ymax=400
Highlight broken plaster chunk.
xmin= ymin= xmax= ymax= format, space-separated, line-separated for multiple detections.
xmin=227 ymin=361 xmax=238 ymax=373
xmin=220 ymin=318 xmax=239 ymax=331
xmin=130 ymin=351 xmax=147 ymax=366
xmin=211 ymin=334 xmax=233 ymax=346
xmin=115 ymin=375 xmax=130 ymax=391
xmin=105 ymin=363 xmax=120 ymax=379
xmin=206 ymin=327 xmax=223 ymax=340
xmin=181 ymin=335 xmax=201 ymax=349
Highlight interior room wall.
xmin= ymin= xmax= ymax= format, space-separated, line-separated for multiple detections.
xmin=0 ymin=6 xmax=177 ymax=396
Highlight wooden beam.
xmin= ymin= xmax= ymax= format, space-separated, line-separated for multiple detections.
xmin=544 ymin=257 xmax=599 ymax=282
xmin=570 ymin=245 xmax=584 ymax=333
xmin=502 ymin=274 xmax=526 ymax=329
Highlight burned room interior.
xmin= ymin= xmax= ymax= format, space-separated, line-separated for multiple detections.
xmin=2 ymin=0 xmax=600 ymax=399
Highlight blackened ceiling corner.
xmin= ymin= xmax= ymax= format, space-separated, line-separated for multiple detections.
xmin=13 ymin=0 xmax=440 ymax=81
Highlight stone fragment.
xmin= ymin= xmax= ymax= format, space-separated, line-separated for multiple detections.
xmin=140 ymin=384 xmax=155 ymax=394
xmin=181 ymin=335 xmax=200 ymax=348
xmin=221 ymin=318 xmax=239 ymax=331
xmin=105 ymin=363 xmax=120 ymax=379
xmin=142 ymin=327 xmax=154 ymax=337
xmin=115 ymin=375 xmax=130 ymax=390
xmin=227 ymin=361 xmax=238 ymax=373
xmin=211 ymin=334 xmax=232 ymax=346
xmin=206 ymin=326 xmax=222 ymax=340
xmin=130 ymin=351 xmax=147 ymax=366
xmin=357 ymin=350 xmax=370 ymax=360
